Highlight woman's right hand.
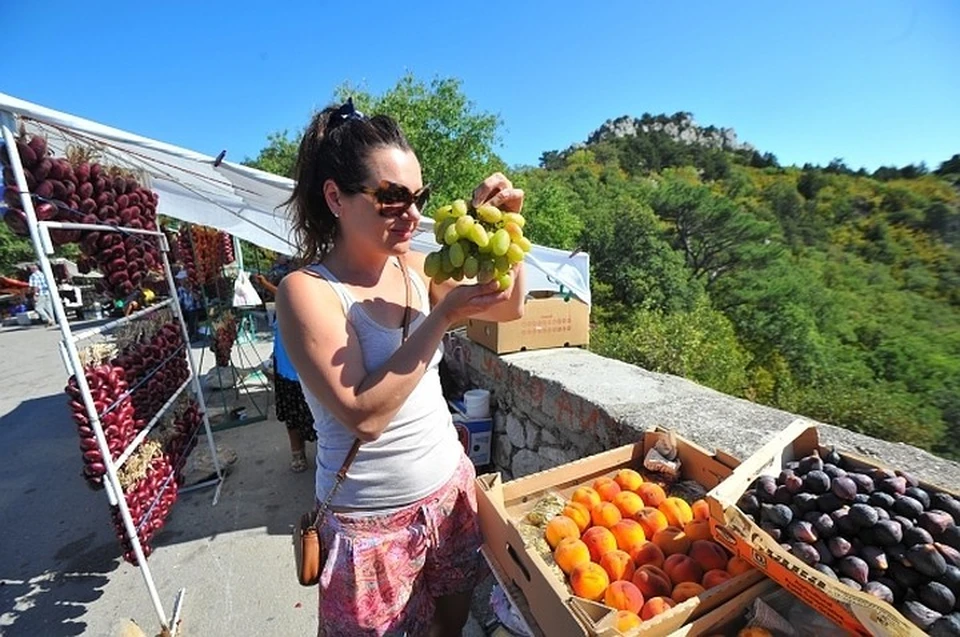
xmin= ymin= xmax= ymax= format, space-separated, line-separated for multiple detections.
xmin=435 ymin=276 xmax=515 ymax=326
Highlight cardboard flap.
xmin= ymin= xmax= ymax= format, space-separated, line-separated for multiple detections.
xmin=566 ymin=598 xmax=618 ymax=636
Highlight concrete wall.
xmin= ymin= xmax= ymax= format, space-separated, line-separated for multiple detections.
xmin=442 ymin=331 xmax=960 ymax=488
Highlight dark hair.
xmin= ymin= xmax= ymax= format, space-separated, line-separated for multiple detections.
xmin=286 ymin=104 xmax=412 ymax=264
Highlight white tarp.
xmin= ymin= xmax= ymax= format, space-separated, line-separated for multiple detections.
xmin=0 ymin=92 xmax=590 ymax=304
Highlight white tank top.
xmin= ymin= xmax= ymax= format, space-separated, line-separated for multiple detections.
xmin=298 ymin=259 xmax=461 ymax=510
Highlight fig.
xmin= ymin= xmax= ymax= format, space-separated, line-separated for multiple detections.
xmin=905 ymin=544 xmax=948 ymax=578
xmin=798 ymin=454 xmax=824 ymax=474
xmin=862 ymin=580 xmax=895 ymax=604
xmin=849 ymin=503 xmax=880 ymax=529
xmin=783 ymin=474 xmax=804 ymax=494
xmin=813 ymin=540 xmax=834 ymax=566
xmin=929 ymin=613 xmax=960 ymax=637
xmin=888 ymin=561 xmax=928 ymax=589
xmin=893 ymin=515 xmax=915 ymax=530
xmin=777 ymin=469 xmax=796 ymax=485
xmin=829 ymin=536 xmax=854 ymax=560
xmin=810 ymin=512 xmax=836 ymax=538
xmin=774 ymin=485 xmax=793 ymax=504
xmin=761 ymin=523 xmax=782 ymax=542
xmin=896 ymin=470 xmax=919 ymax=489
xmin=940 ymin=525 xmax=960 ymax=550
xmin=877 ymin=576 xmax=905 ymax=603
xmin=793 ymin=492 xmax=819 ymax=515
xmin=755 ymin=476 xmax=777 ymax=503
xmin=831 ymin=476 xmax=858 ymax=502
xmin=838 ymin=555 xmax=869 ymax=585
xmin=904 ymin=487 xmax=931 ymax=510
xmin=823 ymin=464 xmax=847 ymax=479
xmin=886 ymin=543 xmax=907 ymax=564
xmin=814 ymin=563 xmax=838 ymax=580
xmin=874 ymin=519 xmax=904 ymax=547
xmin=901 ymin=600 xmax=942 ymax=631
xmin=847 ymin=472 xmax=875 ymax=494
xmin=880 ymin=476 xmax=908 ymax=496
xmin=737 ymin=491 xmax=760 ymax=516
xmin=852 ymin=493 xmax=871 ymax=505
xmin=860 ymin=545 xmax=889 ymax=572
xmin=872 ymin=467 xmax=897 ymax=482
xmin=804 ymin=470 xmax=831 ymax=494
xmin=817 ymin=493 xmax=845 ymax=513
xmin=838 ymin=577 xmax=862 ymax=591
xmin=904 ymin=525 xmax=935 ymax=547
xmin=791 ymin=542 xmax=820 ymax=566
xmin=920 ymin=511 xmax=955 ymax=537
xmin=823 ymin=447 xmax=842 ymax=466
xmin=930 ymin=494 xmax=960 ymax=525
xmin=834 ymin=508 xmax=860 ymax=536
xmin=893 ymin=496 xmax=924 ymax=520
xmin=869 ymin=491 xmax=896 ymax=509
xmin=789 ymin=521 xmax=818 ymax=543
xmin=935 ymin=542 xmax=960 ymax=568
xmin=942 ymin=565 xmax=960 ymax=597
xmin=785 ymin=460 xmax=801 ymax=472
xmin=761 ymin=504 xmax=793 ymax=528
xmin=875 ymin=507 xmax=891 ymax=521
xmin=919 ymin=582 xmax=957 ymax=615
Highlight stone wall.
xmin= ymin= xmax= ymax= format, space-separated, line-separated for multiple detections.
xmin=442 ymin=331 xmax=960 ymax=488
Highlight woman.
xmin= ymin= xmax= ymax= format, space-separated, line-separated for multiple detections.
xmin=276 ymin=99 xmax=525 ymax=637
xmin=253 ymin=270 xmax=317 ymax=472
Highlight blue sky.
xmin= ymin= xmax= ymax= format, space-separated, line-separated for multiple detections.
xmin=2 ymin=1 xmax=958 ymax=172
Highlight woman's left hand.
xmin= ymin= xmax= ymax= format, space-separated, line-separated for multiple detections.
xmin=472 ymin=172 xmax=524 ymax=212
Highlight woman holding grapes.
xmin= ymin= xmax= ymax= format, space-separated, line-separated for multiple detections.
xmin=275 ymin=98 xmax=525 ymax=636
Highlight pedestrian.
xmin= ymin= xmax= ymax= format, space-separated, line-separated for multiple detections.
xmin=175 ymin=270 xmax=200 ymax=342
xmin=253 ymin=269 xmax=317 ymax=473
xmin=27 ymin=264 xmax=54 ymax=327
xmin=275 ymin=98 xmax=525 ymax=637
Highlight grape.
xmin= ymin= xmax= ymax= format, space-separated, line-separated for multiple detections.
xmin=491 ymin=229 xmax=511 ymax=257
xmin=455 ymin=215 xmax=475 ymax=237
xmin=443 ymin=223 xmax=460 ymax=245
xmin=449 ymin=242 xmax=466 ymax=268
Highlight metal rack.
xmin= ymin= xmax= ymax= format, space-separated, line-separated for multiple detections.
xmin=2 ymin=112 xmax=224 ymax=637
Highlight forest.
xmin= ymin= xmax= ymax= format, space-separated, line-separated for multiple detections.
xmin=3 ymin=76 xmax=957 ymax=458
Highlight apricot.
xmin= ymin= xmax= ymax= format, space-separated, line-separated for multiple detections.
xmin=663 ymin=553 xmax=704 ymax=585
xmin=614 ymin=610 xmax=642 ymax=633
xmin=612 ymin=490 xmax=646 ymax=518
xmin=683 ymin=519 xmax=712 ymax=542
xmin=554 ymin=537 xmax=591 ymax=575
xmin=571 ymin=486 xmax=602 ymax=510
xmin=632 ymin=565 xmax=673 ymax=599
xmin=604 ymin=580 xmax=645 ymax=614
xmin=545 ymin=515 xmax=581 ymax=549
xmin=636 ymin=482 xmax=667 ymax=508
xmin=570 ymin=561 xmax=610 ymax=601
xmin=688 ymin=540 xmax=729 ymax=573
xmin=561 ymin=501 xmax=592 ymax=533
xmin=658 ymin=497 xmax=694 ymax=528
xmin=582 ymin=526 xmax=618 ymax=562
xmin=691 ymin=498 xmax=710 ymax=521
xmin=629 ymin=540 xmax=665 ymax=569
xmin=610 ymin=519 xmax=647 ymax=552
xmin=599 ymin=549 xmax=636 ymax=582
xmin=701 ymin=569 xmax=733 ymax=589
xmin=593 ymin=477 xmax=622 ymax=502
xmin=634 ymin=507 xmax=669 ymax=538
xmin=640 ymin=596 xmax=676 ymax=620
xmin=672 ymin=581 xmax=706 ymax=603
xmin=652 ymin=526 xmax=691 ymax=556
xmin=613 ymin=468 xmax=644 ymax=492
xmin=727 ymin=555 xmax=754 ymax=576
xmin=590 ymin=501 xmax=623 ymax=529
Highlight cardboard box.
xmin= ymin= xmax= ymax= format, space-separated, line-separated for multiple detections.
xmin=449 ymin=399 xmax=493 ymax=466
xmin=467 ymin=294 xmax=589 ymax=354
xmin=667 ymin=579 xmax=780 ymax=636
xmin=476 ymin=428 xmax=763 ymax=637
xmin=707 ymin=419 xmax=956 ymax=637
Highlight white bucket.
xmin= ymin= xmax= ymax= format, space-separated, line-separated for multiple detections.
xmin=463 ymin=388 xmax=491 ymax=419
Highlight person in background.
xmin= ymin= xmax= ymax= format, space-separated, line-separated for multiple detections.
xmin=27 ymin=264 xmax=54 ymax=327
xmin=175 ymin=270 xmax=200 ymax=342
xmin=276 ymin=99 xmax=525 ymax=637
xmin=253 ymin=269 xmax=317 ymax=472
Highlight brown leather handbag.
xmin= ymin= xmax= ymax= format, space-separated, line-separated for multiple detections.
xmin=293 ymin=257 xmax=413 ymax=586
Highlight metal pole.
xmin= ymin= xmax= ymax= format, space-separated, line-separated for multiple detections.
xmin=232 ymin=234 xmax=244 ymax=272
xmin=1 ymin=111 xmax=170 ymax=631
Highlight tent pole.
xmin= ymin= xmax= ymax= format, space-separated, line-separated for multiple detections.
xmin=233 ymin=235 xmax=244 ymax=272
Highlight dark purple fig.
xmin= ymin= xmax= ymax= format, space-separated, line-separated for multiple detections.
xmin=929 ymin=613 xmax=960 ymax=637
xmin=886 ymin=543 xmax=907 ymax=564
xmin=893 ymin=515 xmax=915 ymax=530
xmin=813 ymin=539 xmax=834 ymax=566
xmin=774 ymin=485 xmax=793 ymax=504
xmin=823 ymin=447 xmax=842 ymax=466
xmin=834 ymin=508 xmax=860 ymax=536
xmin=777 ymin=469 xmax=796 ymax=485
xmin=875 ymin=506 xmax=891 ymax=521
xmin=810 ymin=512 xmax=837 ymax=539
xmin=919 ymin=582 xmax=957 ymax=615
xmin=920 ymin=511 xmax=955 ymax=537
xmin=859 ymin=526 xmax=879 ymax=547
xmin=901 ymin=600 xmax=942 ymax=631
xmin=832 ymin=476 xmax=858 ymax=502
xmin=761 ymin=503 xmax=793 ymax=528
xmin=849 ymin=503 xmax=880 ymax=529
xmin=876 ymin=576 xmax=905 ymax=603
xmin=823 ymin=464 xmax=847 ymax=480
xmin=804 ymin=470 xmax=831 ymax=494
xmin=930 ymin=494 xmax=960 ymax=525
xmin=791 ymin=542 xmax=820 ymax=566
xmin=793 ymin=492 xmax=819 ymax=515
xmin=847 ymin=472 xmax=875 ymax=494
xmin=904 ymin=487 xmax=931 ymax=510
xmin=874 ymin=519 xmax=904 ymax=547
xmin=761 ymin=523 xmax=782 ymax=542
xmin=838 ymin=555 xmax=869 ymax=585
xmin=871 ymin=467 xmax=897 ymax=483
xmin=813 ymin=563 xmax=838 ymax=580
xmin=755 ymin=476 xmax=777 ymax=503
xmin=941 ymin=526 xmax=960 ymax=551
xmin=798 ymin=454 xmax=824 ymax=474
xmin=829 ymin=536 xmax=854 ymax=560
xmin=896 ymin=470 xmax=919 ymax=489
xmin=942 ymin=565 xmax=960 ymax=597
xmin=904 ymin=525 xmax=935 ymax=547
xmin=862 ymin=580 xmax=895 ymax=604
xmin=852 ymin=493 xmax=871 ymax=505
xmin=905 ymin=544 xmax=948 ymax=578
xmin=783 ymin=474 xmax=804 ymax=494
xmin=893 ymin=496 xmax=925 ymax=520
xmin=838 ymin=577 xmax=862 ymax=591
xmin=737 ymin=491 xmax=760 ymax=516
xmin=860 ymin=545 xmax=889 ymax=572
xmin=780 ymin=542 xmax=793 ymax=553
xmin=789 ymin=520 xmax=818 ymax=543
xmin=935 ymin=542 xmax=960 ymax=568
xmin=888 ymin=561 xmax=928 ymax=589
xmin=880 ymin=476 xmax=908 ymax=496
xmin=817 ymin=493 xmax=845 ymax=513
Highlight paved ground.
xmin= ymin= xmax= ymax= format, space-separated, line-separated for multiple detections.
xmin=0 ymin=320 xmax=496 ymax=637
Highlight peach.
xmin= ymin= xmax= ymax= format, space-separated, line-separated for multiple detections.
xmin=640 ymin=596 xmax=676 ymax=620
xmin=612 ymin=490 xmax=646 ymax=519
xmin=701 ymin=569 xmax=733 ymax=589
xmin=561 ymin=501 xmax=592 ymax=533
xmin=590 ymin=501 xmax=623 ymax=529
xmin=610 ymin=519 xmax=647 ymax=552
xmin=691 ymin=498 xmax=710 ymax=521
xmin=636 ymin=482 xmax=667 ymax=508
xmin=613 ymin=468 xmax=644 ymax=492
xmin=683 ymin=519 xmax=712 ymax=542
xmin=632 ymin=566 xmax=673 ymax=599
xmin=629 ymin=540 xmax=665 ymax=569
xmin=614 ymin=610 xmax=642 ymax=633
xmin=593 ymin=477 xmax=622 ymax=502
xmin=688 ymin=540 xmax=729 ymax=573
xmin=545 ymin=515 xmax=581 ymax=549
xmin=652 ymin=526 xmax=691 ymax=556
xmin=672 ymin=581 xmax=706 ymax=603
xmin=658 ymin=497 xmax=694 ymax=528
xmin=554 ymin=537 xmax=591 ymax=575
xmin=582 ymin=526 xmax=618 ymax=562
xmin=664 ymin=554 xmax=704 ymax=585
xmin=604 ymin=580 xmax=645 ymax=614
xmin=634 ymin=507 xmax=669 ymax=539
xmin=570 ymin=561 xmax=610 ymax=601
xmin=727 ymin=555 xmax=754 ymax=577
xmin=599 ymin=549 xmax=636 ymax=582
xmin=571 ymin=486 xmax=602 ymax=510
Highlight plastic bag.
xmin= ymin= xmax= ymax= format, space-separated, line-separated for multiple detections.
xmin=232 ymin=271 xmax=263 ymax=308
xmin=644 ymin=430 xmax=682 ymax=478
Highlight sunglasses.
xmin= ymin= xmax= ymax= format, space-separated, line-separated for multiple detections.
xmin=356 ymin=180 xmax=431 ymax=218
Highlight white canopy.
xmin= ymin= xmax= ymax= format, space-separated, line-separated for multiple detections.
xmin=0 ymin=93 xmax=590 ymax=304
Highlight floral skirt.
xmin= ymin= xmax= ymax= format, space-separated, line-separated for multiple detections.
xmin=273 ymin=361 xmax=317 ymax=442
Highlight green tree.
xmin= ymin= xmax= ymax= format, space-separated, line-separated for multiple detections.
xmin=243 ymin=131 xmax=299 ymax=178
xmin=0 ymin=221 xmax=35 ymax=275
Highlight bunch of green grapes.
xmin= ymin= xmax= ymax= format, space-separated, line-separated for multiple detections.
xmin=423 ymin=200 xmax=531 ymax=290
